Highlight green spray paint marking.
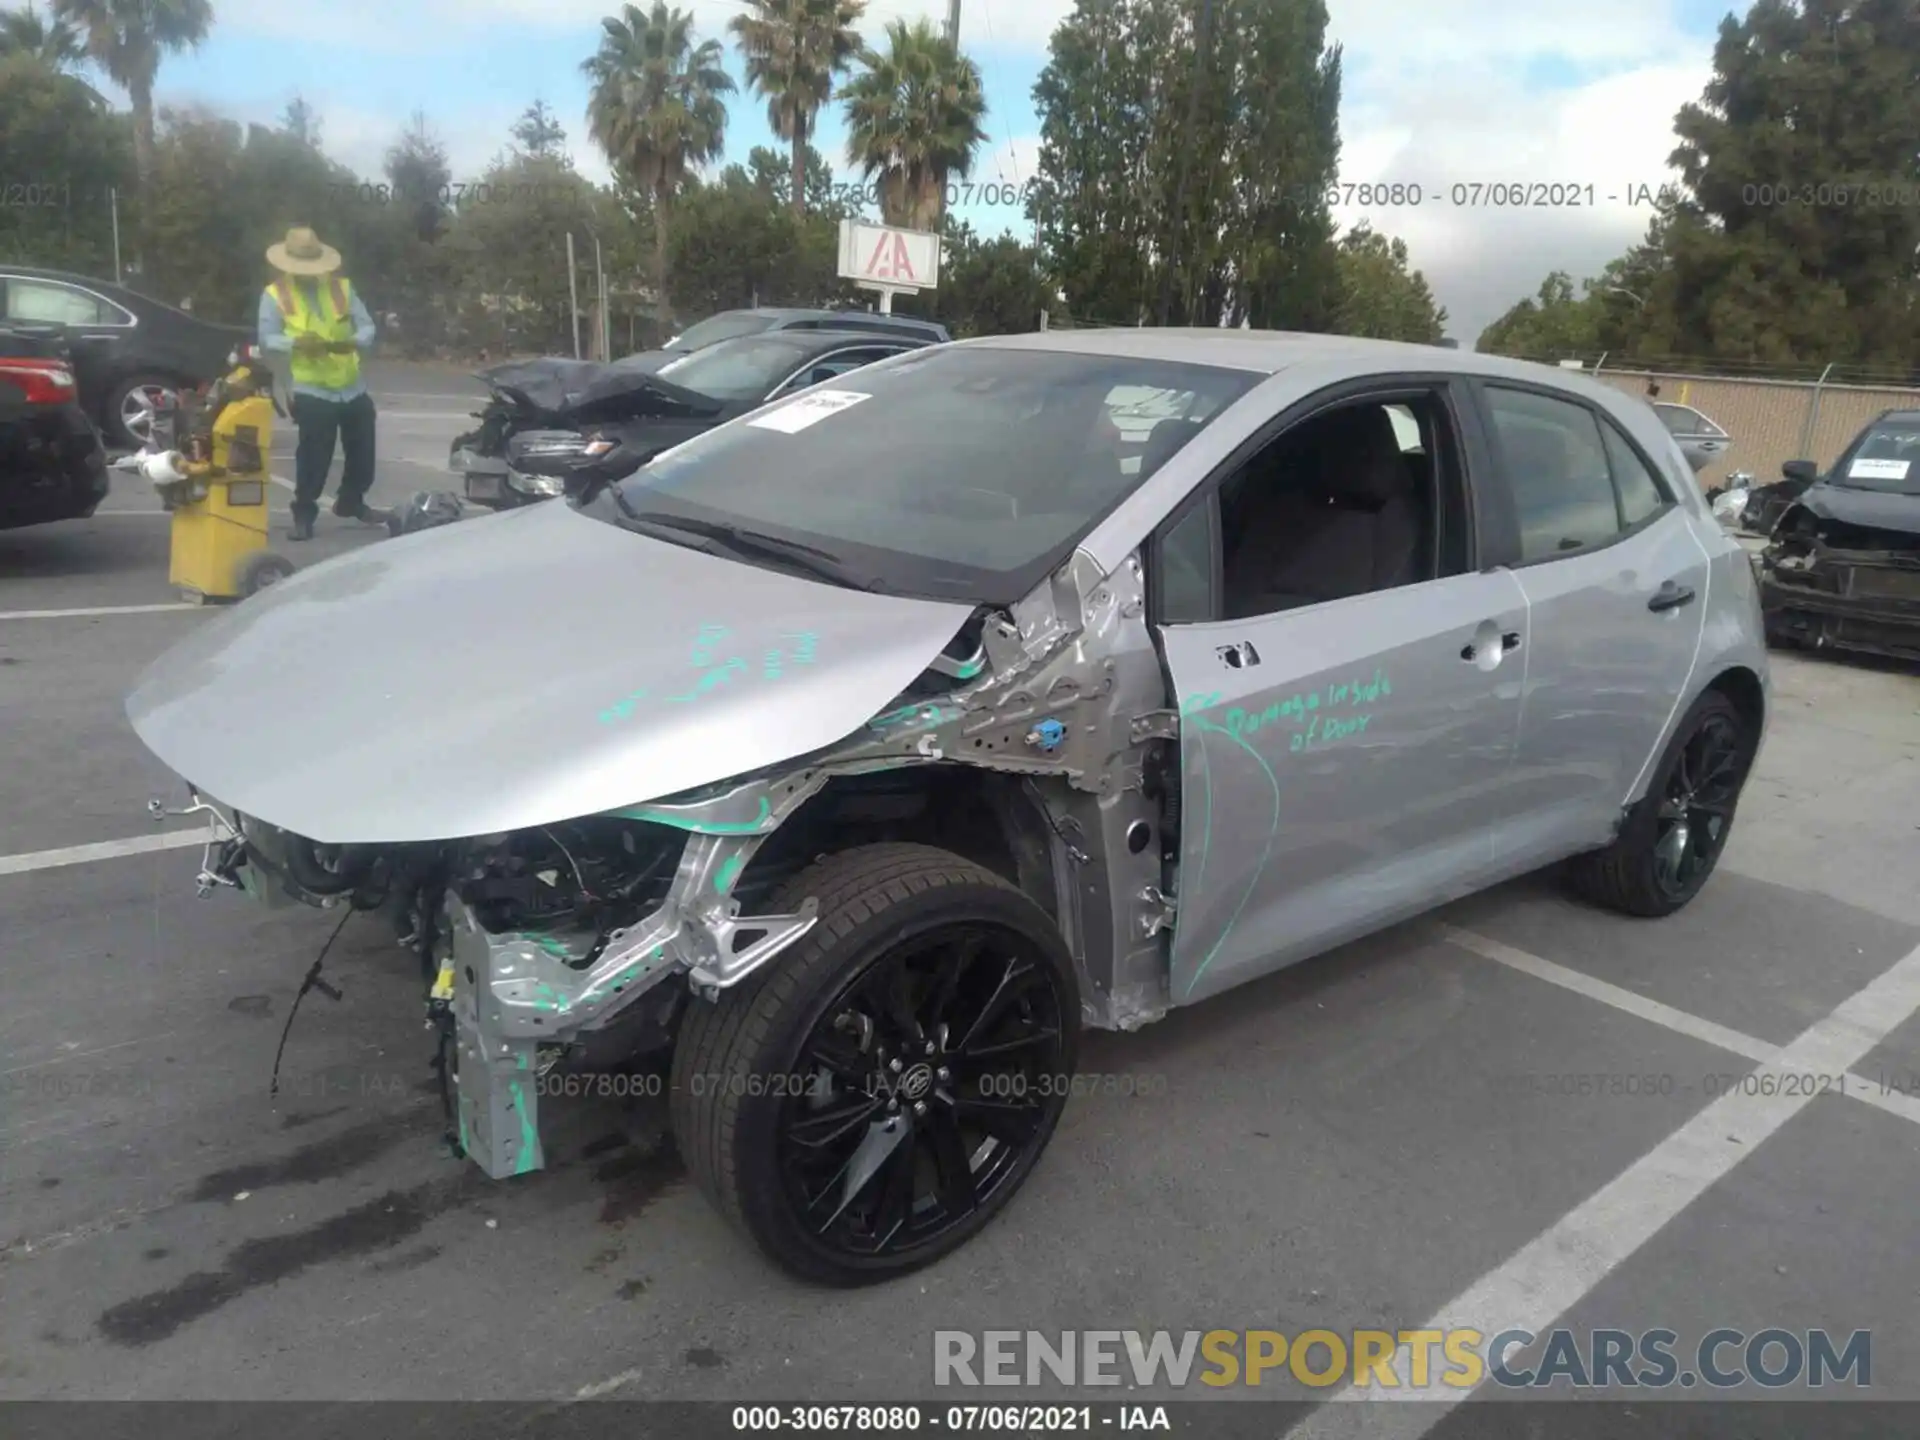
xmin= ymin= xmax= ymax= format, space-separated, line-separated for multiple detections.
xmin=617 ymin=794 xmax=772 ymax=834
xmin=1178 ymin=712 xmax=1280 ymax=1000
xmin=869 ymin=702 xmax=963 ymax=732
xmin=600 ymin=626 xmax=821 ymax=718
xmin=952 ymin=653 xmax=986 ymax=679
xmin=714 ymin=853 xmax=745 ymax=894
xmin=508 ymin=1079 xmax=540 ymax=1175
xmin=1171 ymin=669 xmax=1390 ymax=999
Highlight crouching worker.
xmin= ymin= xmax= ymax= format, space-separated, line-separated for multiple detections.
xmin=259 ymin=226 xmax=390 ymax=541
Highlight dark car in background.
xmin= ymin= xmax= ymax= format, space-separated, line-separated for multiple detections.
xmin=0 ymin=266 xmax=251 ymax=449
xmin=0 ymin=324 xmax=110 ymax=532
xmin=612 ymin=306 xmax=949 ymax=373
xmin=1759 ymin=408 xmax=1920 ymax=660
xmin=454 ymin=327 xmax=936 ymax=508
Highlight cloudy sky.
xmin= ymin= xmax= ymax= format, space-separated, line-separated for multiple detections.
xmin=153 ymin=0 xmax=1740 ymax=342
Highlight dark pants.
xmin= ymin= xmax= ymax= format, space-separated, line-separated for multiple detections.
xmin=290 ymin=390 xmax=377 ymax=523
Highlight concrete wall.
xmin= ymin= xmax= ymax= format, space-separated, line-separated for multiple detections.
xmin=1590 ymin=366 xmax=1920 ymax=490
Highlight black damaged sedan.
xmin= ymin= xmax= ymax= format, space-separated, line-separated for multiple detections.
xmin=1760 ymin=409 xmax=1920 ymax=661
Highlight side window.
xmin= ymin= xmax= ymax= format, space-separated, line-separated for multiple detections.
xmin=6 ymin=280 xmax=110 ymax=326
xmin=1153 ymin=390 xmax=1459 ymax=623
xmin=1599 ymin=421 xmax=1671 ymax=528
xmin=1484 ymin=387 xmax=1625 ymax=560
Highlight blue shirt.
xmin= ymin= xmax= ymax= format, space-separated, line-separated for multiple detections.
xmin=257 ymin=279 xmax=377 ymax=403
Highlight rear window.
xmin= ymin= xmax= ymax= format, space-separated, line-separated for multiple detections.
xmin=664 ymin=312 xmax=780 ymax=352
xmin=656 ymin=337 xmax=815 ymax=402
xmin=587 ymin=345 xmax=1260 ymax=603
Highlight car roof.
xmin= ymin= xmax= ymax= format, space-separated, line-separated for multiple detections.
xmin=690 ymin=327 xmax=933 ymax=358
xmin=947 ymin=326 xmax=1633 ymax=387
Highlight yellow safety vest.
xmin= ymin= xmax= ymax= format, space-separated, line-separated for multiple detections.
xmin=268 ymin=275 xmax=361 ymax=391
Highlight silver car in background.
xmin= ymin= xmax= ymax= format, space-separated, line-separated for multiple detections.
xmin=125 ymin=331 xmax=1771 ymax=1285
xmin=1653 ymin=400 xmax=1732 ymax=474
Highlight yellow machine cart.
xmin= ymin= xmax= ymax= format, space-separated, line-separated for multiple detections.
xmin=143 ymin=355 xmax=296 ymax=603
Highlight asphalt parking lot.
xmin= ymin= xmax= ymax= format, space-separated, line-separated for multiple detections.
xmin=2 ymin=375 xmax=1918 ymax=1430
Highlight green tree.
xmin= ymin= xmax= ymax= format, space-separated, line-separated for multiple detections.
xmin=1656 ymin=0 xmax=1920 ymax=365
xmin=51 ymin=0 xmax=213 ymax=196
xmin=280 ymin=93 xmax=320 ymax=150
xmin=0 ymin=50 xmax=131 ymax=271
xmin=729 ymin=0 xmax=864 ymax=217
xmin=582 ymin=0 xmax=734 ymax=328
xmin=439 ymin=152 xmax=623 ymax=354
xmin=668 ymin=164 xmax=846 ymax=316
xmin=1330 ymin=223 xmax=1446 ymax=342
xmin=745 ymin=140 xmax=847 ymax=216
xmin=511 ymin=98 xmax=568 ymax=159
xmin=1028 ymin=0 xmax=1343 ymax=328
xmin=1 ymin=2 xmax=85 ymax=67
xmin=927 ymin=217 xmax=1049 ymax=337
xmin=1474 ymin=271 xmax=1600 ymax=358
xmin=839 ymin=17 xmax=987 ymax=231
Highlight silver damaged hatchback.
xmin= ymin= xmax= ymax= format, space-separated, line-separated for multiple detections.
xmin=126 ymin=330 xmax=1772 ymax=1284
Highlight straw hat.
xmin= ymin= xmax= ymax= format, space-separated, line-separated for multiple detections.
xmin=265 ymin=226 xmax=342 ymax=276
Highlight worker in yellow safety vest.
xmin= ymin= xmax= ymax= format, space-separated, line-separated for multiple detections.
xmin=258 ymin=226 xmax=389 ymax=541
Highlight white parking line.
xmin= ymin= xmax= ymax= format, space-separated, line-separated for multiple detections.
xmin=0 ymin=826 xmax=216 ymax=876
xmin=0 ymin=602 xmax=198 ymax=620
xmin=1287 ymin=935 xmax=1920 ymax=1436
xmin=1438 ymin=924 xmax=1776 ymax=1064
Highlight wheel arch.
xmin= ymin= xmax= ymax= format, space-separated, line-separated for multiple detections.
xmin=729 ymin=764 xmax=1065 ymax=930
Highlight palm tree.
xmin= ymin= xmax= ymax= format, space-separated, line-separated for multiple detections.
xmin=0 ymin=2 xmax=85 ymax=68
xmin=582 ymin=1 xmax=733 ymax=326
xmin=839 ymin=17 xmax=986 ymax=232
xmin=729 ymin=0 xmax=864 ymax=217
xmin=52 ymin=0 xmax=213 ymax=190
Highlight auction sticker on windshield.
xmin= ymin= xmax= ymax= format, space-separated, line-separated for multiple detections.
xmin=749 ymin=389 xmax=871 ymax=434
xmin=1849 ymin=457 xmax=1910 ymax=479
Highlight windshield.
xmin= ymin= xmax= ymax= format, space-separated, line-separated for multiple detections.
xmin=1834 ymin=423 xmax=1920 ymax=494
xmin=654 ymin=336 xmax=816 ymax=402
xmin=580 ymin=344 xmax=1261 ymax=603
xmin=663 ymin=312 xmax=781 ymax=353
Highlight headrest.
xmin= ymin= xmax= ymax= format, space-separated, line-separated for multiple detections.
xmin=1313 ymin=405 xmax=1409 ymax=506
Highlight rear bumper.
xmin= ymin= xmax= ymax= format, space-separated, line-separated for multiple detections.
xmin=0 ymin=405 xmax=109 ymax=530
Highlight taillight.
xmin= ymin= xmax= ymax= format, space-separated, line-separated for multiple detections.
xmin=0 ymin=360 xmax=76 ymax=405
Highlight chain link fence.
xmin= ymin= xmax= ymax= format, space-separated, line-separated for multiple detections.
xmin=1550 ymin=355 xmax=1920 ymax=491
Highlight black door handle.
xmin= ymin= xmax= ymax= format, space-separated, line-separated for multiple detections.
xmin=1648 ymin=581 xmax=1697 ymax=613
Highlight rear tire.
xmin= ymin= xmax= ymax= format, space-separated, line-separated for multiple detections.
xmin=671 ymin=843 xmax=1080 ymax=1286
xmin=107 ymin=373 xmax=182 ymax=450
xmin=1566 ymin=689 xmax=1755 ymax=918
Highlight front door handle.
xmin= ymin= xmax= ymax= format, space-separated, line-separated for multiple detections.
xmin=1459 ymin=630 xmax=1522 ymax=663
xmin=1217 ymin=641 xmax=1261 ymax=669
xmin=1648 ymin=580 xmax=1697 ymax=613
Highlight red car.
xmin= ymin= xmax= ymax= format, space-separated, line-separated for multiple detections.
xmin=0 ymin=326 xmax=110 ymax=532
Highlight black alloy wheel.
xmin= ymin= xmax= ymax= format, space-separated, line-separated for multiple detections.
xmin=672 ymin=844 xmax=1081 ymax=1285
xmin=1650 ymin=709 xmax=1745 ymax=903
xmin=1568 ymin=688 xmax=1755 ymax=918
xmin=775 ymin=920 xmax=1069 ymax=1261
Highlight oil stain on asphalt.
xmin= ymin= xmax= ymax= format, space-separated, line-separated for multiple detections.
xmin=594 ymin=1132 xmax=685 ymax=1228
xmin=96 ymin=1176 xmax=479 ymax=1346
xmin=188 ymin=1110 xmax=436 ymax=1202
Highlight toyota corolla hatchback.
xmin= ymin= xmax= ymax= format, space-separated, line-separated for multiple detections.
xmin=126 ymin=330 xmax=1770 ymax=1285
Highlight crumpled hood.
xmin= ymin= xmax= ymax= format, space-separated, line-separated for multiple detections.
xmin=1791 ymin=482 xmax=1920 ymax=539
xmin=477 ymin=357 xmax=717 ymax=419
xmin=125 ymin=502 xmax=975 ymax=844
